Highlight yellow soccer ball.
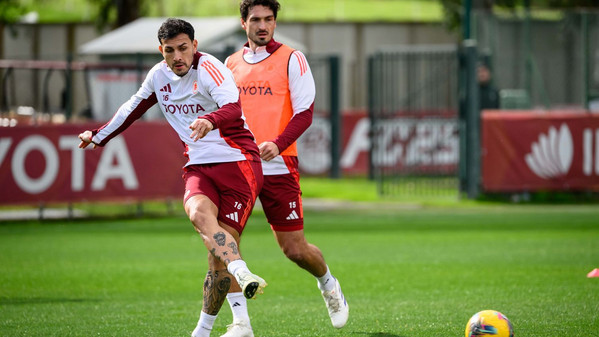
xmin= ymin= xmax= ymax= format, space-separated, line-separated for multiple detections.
xmin=465 ymin=310 xmax=514 ymax=337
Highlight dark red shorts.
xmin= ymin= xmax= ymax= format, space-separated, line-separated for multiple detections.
xmin=182 ymin=160 xmax=263 ymax=234
xmin=260 ymin=168 xmax=304 ymax=232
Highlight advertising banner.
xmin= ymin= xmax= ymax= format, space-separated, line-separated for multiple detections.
xmin=0 ymin=122 xmax=186 ymax=204
xmin=300 ymin=113 xmax=459 ymax=176
xmin=1 ymin=113 xmax=463 ymax=205
xmin=482 ymin=111 xmax=599 ymax=192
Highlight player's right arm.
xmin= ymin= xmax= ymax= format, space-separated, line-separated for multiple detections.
xmin=79 ymin=67 xmax=159 ymax=149
xmin=78 ymin=130 xmax=97 ymax=149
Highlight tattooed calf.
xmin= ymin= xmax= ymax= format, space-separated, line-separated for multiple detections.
xmin=213 ymin=232 xmax=226 ymax=246
xmin=228 ymin=241 xmax=239 ymax=255
xmin=203 ymin=270 xmax=232 ymax=315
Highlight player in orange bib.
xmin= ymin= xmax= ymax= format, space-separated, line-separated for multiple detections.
xmin=223 ymin=1 xmax=349 ymax=336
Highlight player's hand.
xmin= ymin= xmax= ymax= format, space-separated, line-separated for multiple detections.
xmin=258 ymin=141 xmax=280 ymax=161
xmin=189 ymin=118 xmax=214 ymax=141
xmin=78 ymin=130 xmax=97 ymax=149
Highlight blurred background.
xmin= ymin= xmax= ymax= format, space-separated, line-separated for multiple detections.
xmin=1 ymin=0 xmax=599 ymax=214
xmin=2 ymin=4 xmax=597 ymax=336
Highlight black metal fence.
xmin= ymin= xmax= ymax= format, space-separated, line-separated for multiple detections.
xmin=0 ymin=59 xmax=146 ymax=122
xmin=368 ymin=45 xmax=459 ymax=196
xmin=473 ymin=10 xmax=599 ymax=110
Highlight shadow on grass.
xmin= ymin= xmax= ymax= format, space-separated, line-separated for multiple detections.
xmin=0 ymin=297 xmax=99 ymax=305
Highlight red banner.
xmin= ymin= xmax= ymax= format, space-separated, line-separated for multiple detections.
xmin=303 ymin=112 xmax=459 ymax=176
xmin=0 ymin=122 xmax=187 ymax=205
xmin=482 ymin=110 xmax=599 ymax=192
xmin=2 ymin=110 xmax=515 ymax=205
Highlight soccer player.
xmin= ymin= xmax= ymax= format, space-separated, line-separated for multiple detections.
xmin=77 ymin=18 xmax=266 ymax=337
xmin=223 ymin=1 xmax=349 ymax=335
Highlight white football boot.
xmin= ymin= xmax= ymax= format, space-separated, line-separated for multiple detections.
xmin=234 ymin=270 xmax=267 ymax=299
xmin=321 ymin=278 xmax=349 ymax=328
xmin=220 ymin=321 xmax=254 ymax=337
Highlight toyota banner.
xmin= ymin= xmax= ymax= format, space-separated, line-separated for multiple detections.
xmin=2 ymin=111 xmax=598 ymax=205
xmin=482 ymin=110 xmax=599 ymax=192
xmin=0 ymin=121 xmax=187 ymax=205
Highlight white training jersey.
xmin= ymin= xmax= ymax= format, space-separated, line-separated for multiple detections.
xmin=92 ymin=52 xmax=258 ymax=167
xmin=225 ymin=44 xmax=316 ymax=175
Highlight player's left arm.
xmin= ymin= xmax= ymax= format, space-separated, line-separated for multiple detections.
xmin=190 ymin=56 xmax=242 ymax=141
xmin=266 ymin=50 xmax=315 ymax=157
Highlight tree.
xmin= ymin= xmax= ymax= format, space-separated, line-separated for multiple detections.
xmin=0 ymin=0 xmax=27 ymax=24
xmin=91 ymin=0 xmax=145 ymax=29
xmin=0 ymin=0 xmax=28 ymax=58
xmin=439 ymin=0 xmax=599 ymax=33
xmin=545 ymin=0 xmax=599 ymax=7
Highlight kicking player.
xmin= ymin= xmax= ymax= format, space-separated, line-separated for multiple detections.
xmin=222 ymin=1 xmax=349 ymax=336
xmin=77 ymin=18 xmax=266 ymax=337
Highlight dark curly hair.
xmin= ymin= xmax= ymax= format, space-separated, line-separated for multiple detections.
xmin=239 ymin=0 xmax=280 ymax=21
xmin=157 ymin=18 xmax=195 ymax=44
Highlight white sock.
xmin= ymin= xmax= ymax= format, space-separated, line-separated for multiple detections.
xmin=316 ymin=266 xmax=335 ymax=292
xmin=191 ymin=312 xmax=217 ymax=337
xmin=227 ymin=292 xmax=251 ymax=324
xmin=227 ymin=259 xmax=249 ymax=278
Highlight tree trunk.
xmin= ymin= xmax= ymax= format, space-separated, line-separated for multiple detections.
xmin=116 ymin=0 xmax=140 ymax=27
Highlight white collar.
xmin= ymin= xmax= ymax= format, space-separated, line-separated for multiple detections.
xmin=244 ymin=45 xmax=269 ymax=56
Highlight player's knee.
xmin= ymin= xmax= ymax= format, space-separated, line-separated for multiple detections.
xmin=188 ymin=206 xmax=211 ymax=232
xmin=281 ymin=244 xmax=307 ymax=264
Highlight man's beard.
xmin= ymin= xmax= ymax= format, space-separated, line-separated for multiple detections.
xmin=251 ymin=32 xmax=270 ymax=46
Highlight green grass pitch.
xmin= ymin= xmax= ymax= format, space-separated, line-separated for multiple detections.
xmin=1 ymin=203 xmax=598 ymax=336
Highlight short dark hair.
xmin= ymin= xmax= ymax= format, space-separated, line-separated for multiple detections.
xmin=157 ymin=18 xmax=194 ymax=44
xmin=239 ymin=0 xmax=280 ymax=21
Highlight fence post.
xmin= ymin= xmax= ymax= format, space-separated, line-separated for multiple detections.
xmin=136 ymin=52 xmax=144 ymax=88
xmin=65 ymin=53 xmax=73 ymax=119
xmin=582 ymin=11 xmax=590 ymax=109
xmin=462 ymin=0 xmax=472 ymax=40
xmin=459 ymin=40 xmax=481 ymax=199
xmin=367 ymin=55 xmax=376 ymax=183
xmin=329 ymin=55 xmax=341 ymax=179
xmin=1 ymin=67 xmax=12 ymax=112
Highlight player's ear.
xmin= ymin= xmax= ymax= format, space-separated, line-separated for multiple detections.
xmin=193 ymin=39 xmax=198 ymax=51
xmin=158 ymin=45 xmax=163 ymax=54
xmin=240 ymin=18 xmax=247 ymax=30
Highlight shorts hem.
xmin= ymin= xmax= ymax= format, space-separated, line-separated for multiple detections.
xmin=218 ymin=215 xmax=244 ymax=235
xmin=270 ymin=222 xmax=304 ymax=232
xmin=184 ymin=191 xmax=218 ymax=207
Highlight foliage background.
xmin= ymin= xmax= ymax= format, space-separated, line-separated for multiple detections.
xmin=6 ymin=0 xmax=599 ymax=29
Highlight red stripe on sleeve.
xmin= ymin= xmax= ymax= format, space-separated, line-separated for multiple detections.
xmin=294 ymin=52 xmax=307 ymax=76
xmin=301 ymin=54 xmax=308 ymax=74
xmin=201 ymin=60 xmax=224 ymax=86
